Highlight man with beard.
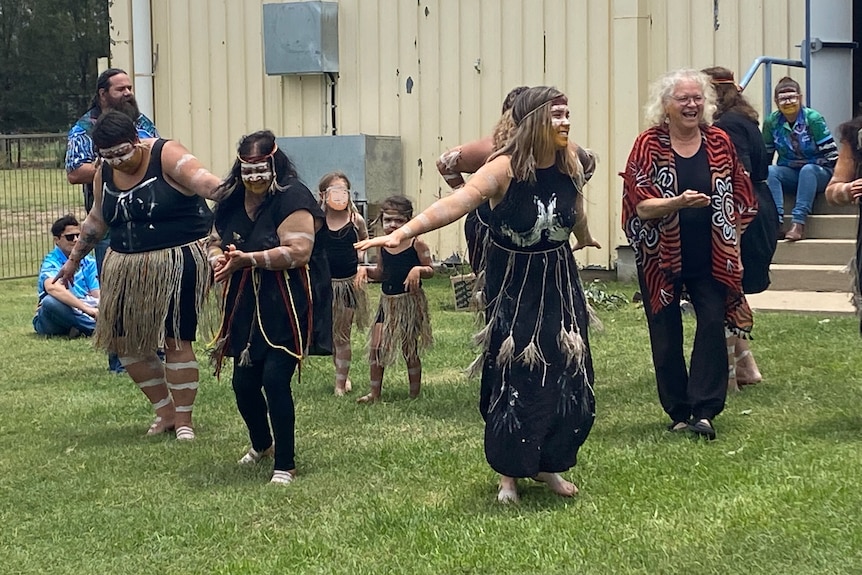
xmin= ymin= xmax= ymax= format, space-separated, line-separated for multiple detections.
xmin=64 ymin=68 xmax=160 ymax=373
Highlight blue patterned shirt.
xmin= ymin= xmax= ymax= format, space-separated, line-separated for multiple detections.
xmin=65 ymin=109 xmax=159 ymax=173
xmin=37 ymin=247 xmax=99 ymax=303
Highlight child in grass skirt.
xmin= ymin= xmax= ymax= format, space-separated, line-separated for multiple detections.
xmin=316 ymin=171 xmax=370 ymax=396
xmin=357 ymin=196 xmax=434 ymax=403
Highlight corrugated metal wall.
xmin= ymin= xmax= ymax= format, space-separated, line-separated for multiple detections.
xmin=108 ymin=0 xmax=806 ymax=268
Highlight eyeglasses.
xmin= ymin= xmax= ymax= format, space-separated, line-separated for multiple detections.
xmin=671 ymin=95 xmax=704 ymax=105
xmin=62 ymin=233 xmax=80 ymax=241
xmin=777 ymin=93 xmax=800 ymax=105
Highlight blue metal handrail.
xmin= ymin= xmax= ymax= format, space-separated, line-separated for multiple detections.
xmin=739 ymin=57 xmax=807 ymax=117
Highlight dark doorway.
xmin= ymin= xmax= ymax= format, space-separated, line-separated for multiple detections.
xmin=855 ymin=0 xmax=862 ymax=115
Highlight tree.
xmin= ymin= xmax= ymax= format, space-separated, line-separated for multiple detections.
xmin=0 ymin=0 xmax=109 ymax=133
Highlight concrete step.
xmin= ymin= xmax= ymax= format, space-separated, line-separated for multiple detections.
xmin=768 ymin=263 xmax=851 ymax=292
xmin=781 ymin=214 xmax=856 ymax=239
xmin=782 ymin=193 xmax=857 ymax=215
xmin=772 ymin=238 xmax=855 ymax=265
xmin=747 ymin=290 xmax=855 ymax=316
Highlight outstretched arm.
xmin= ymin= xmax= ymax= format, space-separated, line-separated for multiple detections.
xmin=356 ymin=155 xmax=511 ymax=251
xmin=160 ymin=140 xmax=225 ymax=201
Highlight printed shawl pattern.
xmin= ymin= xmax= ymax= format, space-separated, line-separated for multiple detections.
xmin=621 ymin=124 xmax=757 ymax=335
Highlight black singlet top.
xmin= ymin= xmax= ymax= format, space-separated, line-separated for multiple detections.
xmin=318 ymin=219 xmax=360 ymax=279
xmin=380 ymin=240 xmax=422 ymax=295
xmin=675 ymin=146 xmax=714 ymax=278
xmin=101 ymin=139 xmax=212 ymax=253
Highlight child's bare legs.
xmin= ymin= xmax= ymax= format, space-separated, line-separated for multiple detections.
xmin=357 ymin=323 xmax=383 ymax=403
xmin=405 ymin=351 xmax=421 ymax=398
xmin=333 ymin=308 xmax=354 ymax=396
xmin=726 ymin=330 xmax=739 ymax=393
xmin=734 ymin=337 xmax=762 ymax=384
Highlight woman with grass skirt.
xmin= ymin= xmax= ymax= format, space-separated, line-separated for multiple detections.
xmin=356 ymin=86 xmax=599 ymax=503
xmin=55 ymin=110 xmax=224 ymax=442
xmin=825 ymin=115 xmax=862 ymax=333
xmin=209 ymin=130 xmax=327 ymax=485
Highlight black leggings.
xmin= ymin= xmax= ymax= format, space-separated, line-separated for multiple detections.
xmin=232 ymin=349 xmax=298 ymax=471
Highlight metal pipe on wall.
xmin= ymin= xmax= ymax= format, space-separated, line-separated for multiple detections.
xmin=131 ymin=0 xmax=155 ymax=120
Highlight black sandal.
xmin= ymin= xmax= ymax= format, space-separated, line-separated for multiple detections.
xmin=667 ymin=420 xmax=690 ymax=432
xmin=690 ymin=418 xmax=716 ymax=440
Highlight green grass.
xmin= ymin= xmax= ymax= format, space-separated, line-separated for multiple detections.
xmin=2 ymin=275 xmax=861 ymax=574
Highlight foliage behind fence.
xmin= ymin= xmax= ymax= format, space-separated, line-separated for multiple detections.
xmin=0 ymin=134 xmax=84 ymax=280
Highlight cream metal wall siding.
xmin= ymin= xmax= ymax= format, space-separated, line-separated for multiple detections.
xmin=108 ymin=0 xmax=805 ymax=269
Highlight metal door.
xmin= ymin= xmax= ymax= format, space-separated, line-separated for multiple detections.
xmin=806 ymin=0 xmax=856 ymax=133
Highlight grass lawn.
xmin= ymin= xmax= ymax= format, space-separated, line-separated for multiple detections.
xmin=1 ymin=275 xmax=861 ymax=574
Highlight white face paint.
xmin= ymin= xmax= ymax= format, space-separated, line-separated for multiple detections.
xmin=382 ymin=211 xmax=410 ymax=234
xmin=240 ymin=161 xmax=273 ymax=184
xmin=550 ymin=105 xmax=570 ymax=127
xmin=99 ymin=142 xmax=136 ymax=166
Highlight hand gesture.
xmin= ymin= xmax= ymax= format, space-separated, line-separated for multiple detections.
xmin=213 ymin=244 xmax=251 ymax=283
xmin=849 ymin=178 xmax=862 ymax=202
xmin=354 ymin=233 xmax=400 ymax=252
xmin=573 ymin=237 xmax=602 ymax=251
xmin=676 ymin=190 xmax=711 ymax=209
xmin=354 ymin=265 xmax=367 ymax=289
xmin=404 ymin=266 xmax=422 ymax=292
xmin=53 ymin=259 xmax=79 ymax=287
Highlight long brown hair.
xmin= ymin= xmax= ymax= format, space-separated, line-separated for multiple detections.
xmin=702 ymin=66 xmax=759 ymax=122
xmin=491 ymin=86 xmax=583 ymax=186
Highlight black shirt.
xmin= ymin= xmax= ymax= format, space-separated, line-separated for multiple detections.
xmin=675 ymin=146 xmax=714 ymax=278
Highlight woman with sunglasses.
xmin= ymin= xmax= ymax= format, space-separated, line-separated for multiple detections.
xmin=55 ymin=109 xmax=224 ymax=441
xmin=622 ymin=69 xmax=756 ymax=440
xmin=763 ymin=77 xmax=839 ymax=241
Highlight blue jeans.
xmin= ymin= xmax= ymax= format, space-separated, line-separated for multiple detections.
xmin=33 ymin=295 xmax=96 ymax=336
xmin=766 ymin=164 xmax=833 ymax=225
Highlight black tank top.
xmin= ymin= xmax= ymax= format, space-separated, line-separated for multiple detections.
xmin=101 ymin=139 xmax=213 ymax=253
xmin=318 ymin=219 xmax=359 ymax=279
xmin=380 ymin=240 xmax=422 ymax=295
xmin=675 ymin=146 xmax=713 ymax=278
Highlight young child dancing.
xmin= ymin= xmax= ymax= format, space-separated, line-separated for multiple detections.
xmin=357 ymin=195 xmax=434 ymax=403
xmin=316 ymin=171 xmax=369 ymax=396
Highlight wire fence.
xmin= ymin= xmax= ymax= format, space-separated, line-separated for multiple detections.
xmin=0 ymin=134 xmax=84 ymax=280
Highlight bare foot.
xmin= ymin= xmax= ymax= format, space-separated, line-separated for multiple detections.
xmin=344 ymin=378 xmax=353 ymax=393
xmin=334 ymin=384 xmax=346 ymax=397
xmin=146 ymin=416 xmax=175 ymax=436
xmin=534 ymin=472 xmax=578 ymax=497
xmin=356 ymin=393 xmax=379 ymax=404
xmin=497 ymin=475 xmax=519 ymax=503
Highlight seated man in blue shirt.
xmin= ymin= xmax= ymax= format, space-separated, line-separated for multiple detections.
xmin=33 ymin=215 xmax=100 ymax=337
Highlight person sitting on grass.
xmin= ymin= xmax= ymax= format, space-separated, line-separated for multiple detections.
xmin=33 ymin=214 xmax=100 ymax=337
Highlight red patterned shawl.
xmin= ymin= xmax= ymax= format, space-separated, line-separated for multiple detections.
xmin=621 ymin=124 xmax=757 ymax=335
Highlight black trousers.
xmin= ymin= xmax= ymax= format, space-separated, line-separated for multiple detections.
xmin=232 ymin=349 xmax=298 ymax=471
xmin=638 ymin=270 xmax=728 ymax=422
